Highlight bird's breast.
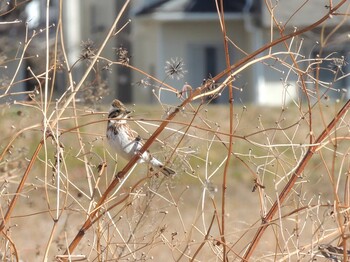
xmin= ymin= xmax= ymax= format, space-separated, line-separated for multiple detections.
xmin=107 ymin=124 xmax=140 ymax=160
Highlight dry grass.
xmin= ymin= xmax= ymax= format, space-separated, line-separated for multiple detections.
xmin=0 ymin=1 xmax=350 ymax=261
xmin=0 ymin=101 xmax=349 ymax=261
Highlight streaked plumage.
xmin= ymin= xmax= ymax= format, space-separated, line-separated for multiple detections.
xmin=106 ymin=99 xmax=175 ymax=176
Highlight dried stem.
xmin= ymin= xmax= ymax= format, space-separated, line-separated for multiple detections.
xmin=243 ymin=98 xmax=350 ymax=260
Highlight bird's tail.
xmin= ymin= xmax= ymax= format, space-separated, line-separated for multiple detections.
xmin=161 ymin=166 xmax=176 ymax=177
xmin=150 ymin=157 xmax=176 ymax=177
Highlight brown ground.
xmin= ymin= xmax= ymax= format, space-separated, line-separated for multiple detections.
xmin=0 ymin=103 xmax=347 ymax=261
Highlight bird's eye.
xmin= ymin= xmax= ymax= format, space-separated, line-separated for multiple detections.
xmin=108 ymin=108 xmax=120 ymax=118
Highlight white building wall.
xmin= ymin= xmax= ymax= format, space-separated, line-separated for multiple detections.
xmin=132 ymin=17 xmax=258 ymax=104
xmin=131 ymin=19 xmax=160 ymax=104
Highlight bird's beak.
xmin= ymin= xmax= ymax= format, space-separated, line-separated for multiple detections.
xmin=125 ymin=109 xmax=131 ymax=115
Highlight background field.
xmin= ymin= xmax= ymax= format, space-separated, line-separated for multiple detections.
xmin=1 ymin=101 xmax=349 ymax=261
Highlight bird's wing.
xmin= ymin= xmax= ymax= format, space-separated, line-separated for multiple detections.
xmin=127 ymin=127 xmax=144 ymax=143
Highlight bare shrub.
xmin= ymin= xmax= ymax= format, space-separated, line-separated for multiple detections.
xmin=0 ymin=1 xmax=350 ymax=261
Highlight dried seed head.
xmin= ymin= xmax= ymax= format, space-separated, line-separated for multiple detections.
xmin=80 ymin=39 xmax=96 ymax=61
xmin=165 ymin=57 xmax=187 ymax=80
xmin=116 ymin=46 xmax=130 ymax=65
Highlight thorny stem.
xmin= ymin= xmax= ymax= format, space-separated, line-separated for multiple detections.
xmin=264 ymin=0 xmax=313 ymax=145
xmin=63 ymin=0 xmax=348 ymax=257
xmin=0 ymin=0 xmax=131 ymax=254
xmin=216 ymin=0 xmax=232 ymax=260
xmin=242 ymin=99 xmax=350 ymax=260
xmin=0 ymin=138 xmax=44 ymax=231
xmin=190 ymin=212 xmax=216 ymax=261
xmin=64 ymin=106 xmax=183 ymax=256
xmin=242 ymin=1 xmax=349 ymax=260
xmin=212 ymin=0 xmax=347 ymax=85
xmin=0 ymin=1 xmax=345 ymax=261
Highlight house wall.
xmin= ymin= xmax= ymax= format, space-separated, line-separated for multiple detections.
xmin=261 ymin=0 xmax=350 ymax=28
xmin=256 ymin=30 xmax=300 ymax=106
xmin=132 ymin=18 xmax=258 ymax=104
xmin=131 ymin=19 xmax=160 ymax=103
xmin=131 ymin=2 xmax=350 ymax=106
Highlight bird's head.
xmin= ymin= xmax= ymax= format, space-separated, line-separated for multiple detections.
xmin=108 ymin=99 xmax=131 ymax=120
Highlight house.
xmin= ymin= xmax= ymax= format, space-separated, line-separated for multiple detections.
xmin=130 ymin=0 xmax=350 ymax=105
xmin=1 ymin=1 xmax=349 ymax=106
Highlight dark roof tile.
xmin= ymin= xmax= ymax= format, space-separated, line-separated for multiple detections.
xmin=135 ymin=0 xmax=256 ymax=15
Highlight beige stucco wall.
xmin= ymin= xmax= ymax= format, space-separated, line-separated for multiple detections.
xmin=132 ymin=17 xmax=257 ymax=104
xmin=131 ymin=19 xmax=160 ymax=103
xmin=261 ymin=0 xmax=350 ymax=28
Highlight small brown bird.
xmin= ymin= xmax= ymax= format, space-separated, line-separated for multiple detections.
xmin=106 ymin=99 xmax=175 ymax=176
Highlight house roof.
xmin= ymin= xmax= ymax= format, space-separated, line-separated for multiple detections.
xmin=135 ymin=0 xmax=257 ymax=15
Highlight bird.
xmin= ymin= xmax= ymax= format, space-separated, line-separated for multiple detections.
xmin=106 ymin=99 xmax=176 ymax=176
